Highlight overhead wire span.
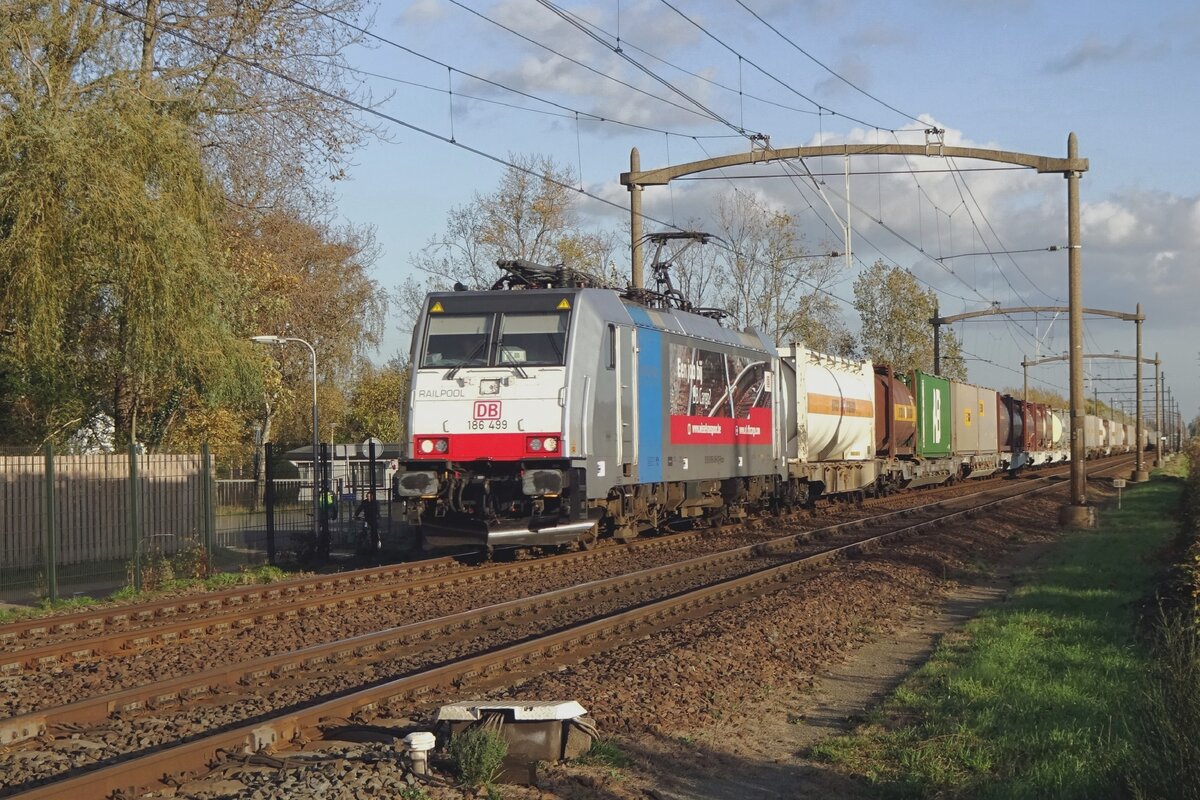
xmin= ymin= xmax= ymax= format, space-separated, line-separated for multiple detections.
xmin=651 ymin=0 xmax=903 ymax=132
xmin=348 ymin=64 xmax=744 ymax=140
xmin=439 ymin=0 xmax=739 ymax=130
xmin=947 ymin=156 xmax=1062 ymax=303
xmin=97 ymin=0 xmax=1058 ymax=380
xmin=85 ymin=0 xmax=674 ymax=229
xmin=733 ymin=0 xmax=927 ymax=127
xmin=535 ymin=0 xmax=754 ymax=137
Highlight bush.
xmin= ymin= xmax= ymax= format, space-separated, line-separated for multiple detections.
xmin=1125 ymin=440 xmax=1200 ymax=799
xmin=126 ymin=554 xmax=174 ymax=591
xmin=171 ymin=541 xmax=210 ymax=580
xmin=447 ymin=725 xmax=508 ymax=788
xmin=1127 ymin=607 xmax=1200 ymax=799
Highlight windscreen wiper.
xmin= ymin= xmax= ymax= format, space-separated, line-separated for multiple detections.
xmin=444 ymin=338 xmax=489 ymax=380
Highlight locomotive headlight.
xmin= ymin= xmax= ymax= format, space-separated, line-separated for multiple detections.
xmin=544 ymin=437 xmax=558 ymax=452
xmin=434 ymin=438 xmax=449 ymax=453
xmin=528 ymin=437 xmax=542 ymax=452
xmin=419 ymin=439 xmax=434 ymax=454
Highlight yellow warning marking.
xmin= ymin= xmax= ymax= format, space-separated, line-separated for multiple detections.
xmin=556 ymin=298 xmax=571 ymax=310
xmin=430 ymin=301 xmax=444 ymax=313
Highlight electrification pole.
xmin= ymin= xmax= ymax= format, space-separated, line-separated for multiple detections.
xmin=623 ymin=134 xmax=1090 ymax=523
xmin=1132 ymin=303 xmax=1149 ymax=482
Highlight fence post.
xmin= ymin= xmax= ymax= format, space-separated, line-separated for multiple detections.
xmin=201 ymin=443 xmax=215 ymax=575
xmin=128 ymin=443 xmax=142 ymax=593
xmin=42 ymin=443 xmax=59 ymax=602
xmin=264 ymin=442 xmax=277 ymax=566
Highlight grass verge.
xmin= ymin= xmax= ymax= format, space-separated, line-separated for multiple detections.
xmin=810 ymin=465 xmax=1184 ymax=799
xmin=0 ymin=564 xmax=295 ymax=623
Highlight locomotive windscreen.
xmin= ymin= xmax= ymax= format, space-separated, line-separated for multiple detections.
xmin=420 ymin=311 xmax=570 ymax=368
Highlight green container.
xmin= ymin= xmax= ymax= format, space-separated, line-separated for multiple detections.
xmin=913 ymin=370 xmax=952 ymax=457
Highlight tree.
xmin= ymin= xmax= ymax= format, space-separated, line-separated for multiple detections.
xmin=406 ymin=154 xmax=617 ymax=298
xmin=344 ymin=358 xmax=409 ymax=443
xmin=852 ymin=261 xmax=967 ymax=379
xmin=1001 ymin=387 xmax=1068 ymax=407
xmin=0 ymin=1 xmax=380 ymax=447
xmin=129 ymin=0 xmax=380 ymax=207
xmin=226 ymin=209 xmax=385 ymax=453
xmin=703 ymin=191 xmax=854 ymax=354
xmin=0 ymin=86 xmax=245 ymax=446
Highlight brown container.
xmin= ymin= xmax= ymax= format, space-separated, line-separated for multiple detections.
xmin=996 ymin=394 xmax=1013 ymax=454
xmin=1035 ymin=404 xmax=1052 ymax=449
xmin=1002 ymin=396 xmax=1034 ymax=451
xmin=873 ymin=365 xmax=916 ymax=457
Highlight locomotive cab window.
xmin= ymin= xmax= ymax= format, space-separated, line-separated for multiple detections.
xmin=422 ymin=314 xmax=493 ymax=368
xmin=496 ymin=313 xmax=568 ymax=366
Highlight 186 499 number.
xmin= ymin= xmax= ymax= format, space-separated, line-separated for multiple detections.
xmin=468 ymin=419 xmax=508 ymax=431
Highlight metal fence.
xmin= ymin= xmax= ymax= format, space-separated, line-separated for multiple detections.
xmin=0 ymin=442 xmax=408 ymax=604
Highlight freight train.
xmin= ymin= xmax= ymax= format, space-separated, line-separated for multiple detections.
xmin=394 ymin=260 xmax=1150 ymax=553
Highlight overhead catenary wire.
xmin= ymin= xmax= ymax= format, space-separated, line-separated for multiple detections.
xmin=85 ymin=0 xmax=674 ymax=228
xmin=98 ymin=0 xmax=1081 ymax=388
xmin=387 ymin=0 xmax=1060 ymax=361
xmin=82 ymin=0 xmax=868 ymax=325
xmin=733 ymin=0 xmax=927 ymax=127
xmin=296 ymin=0 xmax=742 ymax=137
xmin=651 ymin=0 xmax=907 ymax=133
xmin=947 ymin=156 xmax=1062 ymax=303
xmin=345 ymin=63 xmax=746 ymax=141
xmin=438 ymin=0 xmax=743 ymax=131
xmin=534 ymin=0 xmax=755 ymax=137
xmin=542 ymin=4 xmax=920 ymax=127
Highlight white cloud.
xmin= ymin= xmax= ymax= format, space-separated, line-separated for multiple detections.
xmin=1082 ymin=201 xmax=1141 ymax=244
xmin=398 ymin=0 xmax=445 ymax=26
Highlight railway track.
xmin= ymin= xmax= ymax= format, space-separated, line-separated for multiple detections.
xmin=0 ymin=454 xmax=1099 ymax=667
xmin=0 ymin=455 xmax=1136 ymax=799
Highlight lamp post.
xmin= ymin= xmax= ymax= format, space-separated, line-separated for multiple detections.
xmin=251 ymin=335 xmax=320 ymax=555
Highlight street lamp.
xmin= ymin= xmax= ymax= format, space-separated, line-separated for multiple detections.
xmin=251 ymin=335 xmax=320 ymax=556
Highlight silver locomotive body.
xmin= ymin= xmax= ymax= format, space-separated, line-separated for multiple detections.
xmin=395 ymin=285 xmax=783 ymax=551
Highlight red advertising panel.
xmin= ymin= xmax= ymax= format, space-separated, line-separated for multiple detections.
xmin=668 ymin=343 xmax=772 ymax=445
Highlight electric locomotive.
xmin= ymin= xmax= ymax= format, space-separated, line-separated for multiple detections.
xmin=394 ymin=260 xmax=783 ymax=552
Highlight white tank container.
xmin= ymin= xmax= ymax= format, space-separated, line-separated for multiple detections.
xmin=1051 ymin=411 xmax=1065 ymax=446
xmin=779 ymin=344 xmax=874 ymax=462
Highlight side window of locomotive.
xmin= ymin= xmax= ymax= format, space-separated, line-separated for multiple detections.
xmin=607 ymin=324 xmax=616 ymax=369
xmin=421 ymin=314 xmax=493 ymax=367
xmin=497 ymin=313 xmax=569 ymax=366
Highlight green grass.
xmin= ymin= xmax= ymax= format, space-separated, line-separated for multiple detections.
xmin=2 ymin=564 xmax=296 ymax=620
xmin=448 ymin=726 xmax=508 ymax=788
xmin=810 ymin=473 xmax=1183 ymax=799
xmin=0 ymin=595 xmax=99 ymax=624
xmin=575 ymin=737 xmax=632 ymax=768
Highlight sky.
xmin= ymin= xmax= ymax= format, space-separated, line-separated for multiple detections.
xmin=329 ymin=0 xmax=1200 ymax=426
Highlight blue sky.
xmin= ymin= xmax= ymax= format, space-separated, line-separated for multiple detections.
xmin=332 ymin=0 xmax=1200 ymax=425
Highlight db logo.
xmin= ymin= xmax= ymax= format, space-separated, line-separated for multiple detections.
xmin=473 ymin=401 xmax=501 ymax=420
